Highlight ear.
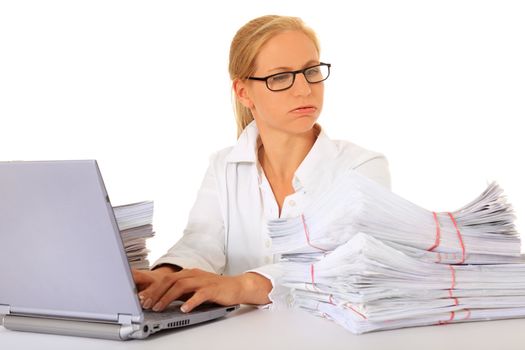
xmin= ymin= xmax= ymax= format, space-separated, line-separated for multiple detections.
xmin=233 ymin=79 xmax=255 ymax=109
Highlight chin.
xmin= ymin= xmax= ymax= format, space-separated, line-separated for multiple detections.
xmin=285 ymin=115 xmax=319 ymax=134
xmin=256 ymin=113 xmax=320 ymax=136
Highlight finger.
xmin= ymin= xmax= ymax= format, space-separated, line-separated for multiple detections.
xmin=180 ymin=289 xmax=212 ymax=313
xmin=165 ymin=268 xmax=204 ymax=283
xmin=180 ymin=276 xmax=240 ymax=312
xmin=132 ymin=270 xmax=156 ymax=308
xmin=152 ymin=277 xmax=205 ymax=312
xmin=142 ymin=271 xmax=199 ymax=310
xmin=132 ymin=269 xmax=154 ymax=290
xmin=139 ymin=279 xmax=173 ymax=309
xmin=143 ymin=269 xmax=204 ymax=308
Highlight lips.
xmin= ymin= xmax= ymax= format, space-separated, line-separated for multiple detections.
xmin=291 ymin=105 xmax=317 ymax=113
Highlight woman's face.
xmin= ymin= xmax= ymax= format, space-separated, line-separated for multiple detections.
xmin=237 ymin=30 xmax=324 ymax=136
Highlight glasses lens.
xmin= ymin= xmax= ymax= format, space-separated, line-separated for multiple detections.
xmin=304 ymin=65 xmax=330 ymax=83
xmin=267 ymin=73 xmax=294 ymax=91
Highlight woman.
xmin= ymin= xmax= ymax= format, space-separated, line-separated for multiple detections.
xmin=133 ymin=15 xmax=391 ymax=313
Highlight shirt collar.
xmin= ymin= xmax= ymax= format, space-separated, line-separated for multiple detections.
xmin=292 ymin=125 xmax=339 ymax=190
xmin=225 ymin=120 xmax=339 ymax=189
xmin=225 ymin=120 xmax=260 ymax=163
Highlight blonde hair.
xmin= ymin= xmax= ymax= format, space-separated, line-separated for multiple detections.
xmin=229 ymin=15 xmax=320 ymax=138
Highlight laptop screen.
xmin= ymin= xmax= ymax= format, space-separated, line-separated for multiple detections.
xmin=0 ymin=160 xmax=142 ymax=323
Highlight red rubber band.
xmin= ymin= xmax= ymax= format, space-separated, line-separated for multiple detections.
xmin=449 ymin=265 xmax=456 ymax=289
xmin=464 ymin=309 xmax=471 ymax=320
xmin=448 ymin=265 xmax=459 ymax=306
xmin=301 ymin=214 xmax=328 ymax=252
xmin=438 ymin=311 xmax=456 ymax=325
xmin=428 ymin=211 xmax=441 ymax=251
xmin=344 ymin=303 xmax=367 ymax=320
xmin=448 ymin=289 xmax=459 ymax=306
xmin=448 ymin=212 xmax=466 ymax=264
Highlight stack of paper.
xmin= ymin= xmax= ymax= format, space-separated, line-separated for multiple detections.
xmin=269 ymin=170 xmax=520 ymax=265
xmin=282 ymin=233 xmax=525 ymax=334
xmin=267 ymin=170 xmax=524 ymax=333
xmin=113 ymin=201 xmax=154 ymax=270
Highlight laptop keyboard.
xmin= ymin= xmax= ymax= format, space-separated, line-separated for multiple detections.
xmin=143 ymin=301 xmax=225 ymax=322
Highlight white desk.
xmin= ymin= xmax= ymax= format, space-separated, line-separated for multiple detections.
xmin=1 ymin=306 xmax=525 ymax=350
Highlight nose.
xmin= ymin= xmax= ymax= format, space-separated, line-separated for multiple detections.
xmin=291 ymin=73 xmax=311 ymax=96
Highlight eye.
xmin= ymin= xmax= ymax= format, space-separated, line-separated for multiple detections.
xmin=305 ymin=67 xmax=321 ymax=77
xmin=269 ymin=73 xmax=292 ymax=83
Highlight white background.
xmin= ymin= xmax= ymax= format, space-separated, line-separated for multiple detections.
xmin=1 ymin=0 xmax=523 ymax=263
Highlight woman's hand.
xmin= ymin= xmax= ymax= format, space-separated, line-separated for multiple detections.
xmin=132 ymin=267 xmax=272 ymax=313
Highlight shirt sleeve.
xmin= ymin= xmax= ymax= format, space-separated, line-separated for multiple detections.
xmin=245 ymin=264 xmax=291 ymax=310
xmin=151 ymin=156 xmax=226 ymax=274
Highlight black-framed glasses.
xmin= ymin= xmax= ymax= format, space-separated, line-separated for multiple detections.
xmin=247 ymin=62 xmax=331 ymax=92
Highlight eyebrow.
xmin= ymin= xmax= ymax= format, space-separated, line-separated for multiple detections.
xmin=266 ymin=60 xmax=320 ymax=74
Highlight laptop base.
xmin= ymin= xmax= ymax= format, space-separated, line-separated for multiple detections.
xmin=2 ymin=314 xmax=137 ymax=340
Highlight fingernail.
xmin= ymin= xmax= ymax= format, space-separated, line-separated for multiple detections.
xmin=180 ymin=304 xmax=188 ymax=313
xmin=143 ymin=298 xmax=152 ymax=309
xmin=152 ymin=303 xmax=161 ymax=312
xmin=138 ymin=294 xmax=145 ymax=301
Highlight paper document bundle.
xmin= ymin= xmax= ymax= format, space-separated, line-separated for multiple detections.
xmin=268 ymin=171 xmax=524 ymax=333
xmin=269 ymin=171 xmax=520 ymax=264
xmin=113 ymin=201 xmax=154 ymax=270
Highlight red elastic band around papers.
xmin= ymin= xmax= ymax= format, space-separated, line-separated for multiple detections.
xmin=428 ymin=212 xmax=466 ymax=264
xmin=448 ymin=265 xmax=456 ymax=290
xmin=448 ymin=289 xmax=459 ymax=306
xmin=309 ymin=265 xmax=336 ymax=305
xmin=344 ymin=303 xmax=368 ymax=320
xmin=438 ymin=311 xmax=456 ymax=325
xmin=448 ymin=212 xmax=466 ymax=264
xmin=427 ymin=211 xmax=441 ymax=251
xmin=301 ymin=214 xmax=328 ymax=252
xmin=448 ymin=265 xmax=459 ymax=309
xmin=464 ymin=309 xmax=471 ymax=320
xmin=449 ymin=265 xmax=456 ymax=289
xmin=439 ymin=310 xmax=470 ymax=325
xmin=437 ymin=309 xmax=470 ymax=326
xmin=307 ymin=265 xmax=322 ymax=293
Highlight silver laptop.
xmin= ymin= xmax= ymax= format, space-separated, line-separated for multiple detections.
xmin=0 ymin=160 xmax=239 ymax=340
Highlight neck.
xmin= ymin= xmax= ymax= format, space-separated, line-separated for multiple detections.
xmin=257 ymin=124 xmax=319 ymax=182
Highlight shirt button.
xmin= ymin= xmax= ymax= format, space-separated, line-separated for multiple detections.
xmin=289 ymin=200 xmax=296 ymax=207
xmin=265 ymin=256 xmax=273 ymax=264
xmin=265 ymin=239 xmax=271 ymax=248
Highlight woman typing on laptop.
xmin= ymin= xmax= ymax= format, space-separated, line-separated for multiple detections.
xmin=132 ymin=15 xmax=390 ymax=313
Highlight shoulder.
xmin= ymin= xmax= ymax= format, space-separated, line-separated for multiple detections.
xmin=329 ymin=138 xmax=391 ymax=190
xmin=204 ymin=146 xmax=238 ymax=182
xmin=330 ymin=138 xmax=388 ymax=168
xmin=208 ymin=146 xmax=235 ymax=167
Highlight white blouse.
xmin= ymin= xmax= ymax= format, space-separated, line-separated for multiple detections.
xmin=152 ymin=120 xmax=391 ymax=308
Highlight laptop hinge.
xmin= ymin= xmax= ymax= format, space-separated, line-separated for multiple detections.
xmin=0 ymin=304 xmax=11 ymax=316
xmin=117 ymin=313 xmax=133 ymax=325
xmin=0 ymin=304 xmax=11 ymax=326
xmin=117 ymin=313 xmax=138 ymax=339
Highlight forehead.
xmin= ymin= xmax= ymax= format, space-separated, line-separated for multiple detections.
xmin=255 ymin=30 xmax=319 ymax=73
